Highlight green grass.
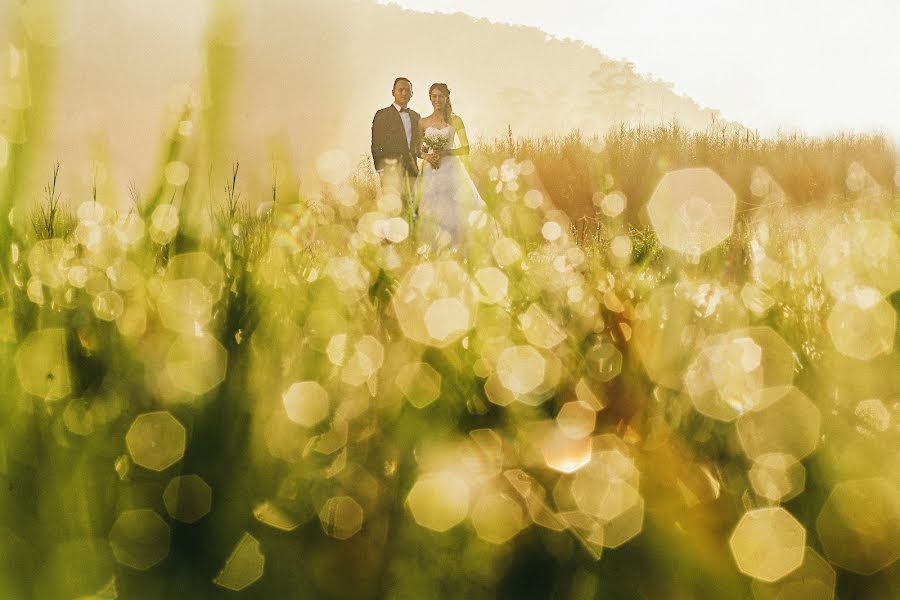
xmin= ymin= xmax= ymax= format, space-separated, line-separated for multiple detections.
xmin=0 ymin=125 xmax=897 ymax=599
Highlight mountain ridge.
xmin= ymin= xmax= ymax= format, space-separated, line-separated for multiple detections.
xmin=2 ymin=0 xmax=737 ymax=201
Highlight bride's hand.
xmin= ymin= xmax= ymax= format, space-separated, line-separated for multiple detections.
xmin=423 ymin=153 xmax=440 ymax=168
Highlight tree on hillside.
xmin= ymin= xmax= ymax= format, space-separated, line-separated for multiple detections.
xmin=588 ymin=61 xmax=642 ymax=126
xmin=641 ymin=76 xmax=676 ymax=124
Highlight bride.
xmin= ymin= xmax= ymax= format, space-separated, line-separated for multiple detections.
xmin=415 ymin=83 xmax=494 ymax=258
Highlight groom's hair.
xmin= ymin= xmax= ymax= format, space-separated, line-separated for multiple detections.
xmin=393 ymin=77 xmax=411 ymax=90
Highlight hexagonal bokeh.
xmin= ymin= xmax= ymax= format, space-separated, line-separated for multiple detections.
xmin=395 ymin=362 xmax=442 ymax=408
xmin=163 ymin=475 xmax=212 ymax=523
xmin=282 ymin=381 xmax=330 ymax=426
xmin=326 ymin=333 xmax=347 ymax=366
xmin=817 ymin=220 xmax=900 ymax=297
xmin=598 ymin=191 xmax=626 ymax=217
xmin=514 ymin=350 xmax=563 ymax=407
xmin=341 ymin=335 xmax=385 ymax=386
xmin=557 ymin=401 xmax=596 ymax=439
xmin=117 ymin=298 xmax=148 ymax=338
xmin=601 ymin=497 xmax=645 ymax=549
xmin=571 ymin=442 xmax=642 ymax=545
xmin=519 ymin=303 xmax=566 ymax=349
xmin=308 ymin=418 xmax=349 ymax=456
xmin=492 ymin=237 xmax=523 ymax=268
xmin=496 ymin=345 xmax=546 ymax=395
xmin=319 ymin=496 xmax=364 ymax=540
xmin=632 ymin=284 xmax=747 ymax=391
xmin=27 ymin=238 xmax=67 ymax=288
xmin=109 ymin=509 xmax=171 ymax=570
xmin=253 ymin=501 xmax=308 ymax=532
xmin=740 ymin=283 xmax=775 ymax=314
xmin=484 ymin=373 xmax=516 ymax=407
xmin=92 ymin=291 xmax=124 ymax=322
xmin=750 ymin=546 xmax=835 ymax=600
xmin=647 ymin=167 xmax=736 ymax=258
xmin=391 ymin=261 xmax=478 ymax=347
xmin=816 ymin=478 xmax=900 ymax=575
xmin=575 ymin=378 xmax=606 ymax=411
xmin=115 ymin=454 xmax=132 ymax=480
xmin=748 ymin=453 xmax=806 ymax=503
xmin=325 ymin=257 xmax=371 ymax=295
xmin=826 ymin=297 xmax=895 ymax=361
xmin=166 ymin=252 xmax=225 ymax=299
xmin=542 ymin=427 xmax=593 ymax=474
xmin=729 ymin=507 xmax=806 ymax=582
xmin=736 ymin=387 xmax=820 ymax=461
xmin=467 ymin=429 xmax=504 ymax=478
xmin=557 ymin=510 xmax=605 ymax=559
xmin=584 ymin=342 xmax=623 ymax=382
xmin=503 ymin=469 xmax=565 ymax=532
xmin=213 ymin=532 xmax=265 ymax=591
xmin=125 ymin=411 xmax=186 ymax=472
xmin=424 ymin=299 xmax=471 ymax=345
xmin=15 ymin=327 xmax=71 ymax=400
xmin=854 ymin=398 xmax=890 ymax=433
xmin=79 ymin=201 xmax=106 ymax=225
xmin=470 ymin=493 xmax=524 ymax=545
xmin=579 ymin=470 xmax=641 ymax=521
xmin=149 ymin=204 xmax=179 ymax=244
xmin=475 ymin=267 xmax=508 ymax=304
xmin=63 ymin=398 xmax=94 ymax=436
xmin=407 ymin=472 xmax=471 ymax=532
xmin=157 ymin=279 xmax=216 ymax=334
xmin=165 ymin=334 xmax=228 ymax=395
xmin=684 ymin=327 xmax=795 ymax=422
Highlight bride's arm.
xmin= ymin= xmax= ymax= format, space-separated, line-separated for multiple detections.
xmin=443 ymin=116 xmax=470 ymax=157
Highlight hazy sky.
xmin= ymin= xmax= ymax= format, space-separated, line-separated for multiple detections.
xmin=377 ymin=0 xmax=900 ymax=139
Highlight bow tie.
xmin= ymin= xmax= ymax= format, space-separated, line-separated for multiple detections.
xmin=399 ymin=108 xmax=409 ymax=113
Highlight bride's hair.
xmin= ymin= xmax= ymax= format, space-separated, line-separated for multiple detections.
xmin=429 ymin=83 xmax=453 ymax=123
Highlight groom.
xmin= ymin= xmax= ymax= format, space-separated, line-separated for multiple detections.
xmin=371 ymin=77 xmax=421 ymax=215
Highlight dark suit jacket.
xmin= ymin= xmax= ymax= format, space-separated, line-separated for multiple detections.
xmin=371 ymin=105 xmax=421 ymax=177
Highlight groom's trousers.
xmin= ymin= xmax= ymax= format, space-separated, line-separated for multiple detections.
xmin=378 ymin=162 xmax=417 ymax=221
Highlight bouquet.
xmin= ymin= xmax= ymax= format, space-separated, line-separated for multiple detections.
xmin=422 ymin=131 xmax=450 ymax=169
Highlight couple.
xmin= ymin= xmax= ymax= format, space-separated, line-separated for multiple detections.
xmin=371 ymin=77 xmax=490 ymax=253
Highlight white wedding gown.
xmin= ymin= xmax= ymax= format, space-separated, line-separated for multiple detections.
xmin=415 ymin=125 xmax=490 ymax=250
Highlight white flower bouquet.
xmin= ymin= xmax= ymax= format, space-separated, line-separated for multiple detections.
xmin=422 ymin=132 xmax=450 ymax=169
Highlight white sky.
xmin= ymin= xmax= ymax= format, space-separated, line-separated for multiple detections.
xmin=377 ymin=0 xmax=900 ymax=140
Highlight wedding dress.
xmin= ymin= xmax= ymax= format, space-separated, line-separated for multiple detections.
xmin=415 ymin=124 xmax=490 ymax=251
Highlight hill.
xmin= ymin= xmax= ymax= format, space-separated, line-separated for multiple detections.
xmin=1 ymin=0 xmax=730 ymax=202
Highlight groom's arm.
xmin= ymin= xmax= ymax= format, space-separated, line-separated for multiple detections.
xmin=371 ymin=110 xmax=385 ymax=171
xmin=412 ymin=113 xmax=422 ymax=158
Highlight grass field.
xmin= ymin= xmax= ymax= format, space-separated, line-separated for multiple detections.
xmin=1 ymin=7 xmax=899 ymax=594
xmin=0 ymin=115 xmax=897 ymax=600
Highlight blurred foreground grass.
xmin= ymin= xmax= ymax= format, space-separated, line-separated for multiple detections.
xmin=0 ymin=120 xmax=897 ymax=600
xmin=0 ymin=5 xmax=898 ymax=596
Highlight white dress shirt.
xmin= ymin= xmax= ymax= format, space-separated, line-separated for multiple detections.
xmin=393 ymin=103 xmax=412 ymax=149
